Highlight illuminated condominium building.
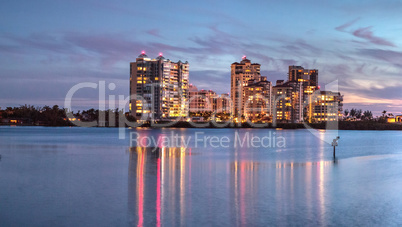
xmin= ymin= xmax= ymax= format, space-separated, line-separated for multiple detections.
xmin=243 ymin=77 xmax=272 ymax=122
xmin=309 ymin=91 xmax=343 ymax=123
xmin=288 ymin=66 xmax=318 ymax=86
xmin=129 ymin=51 xmax=189 ymax=120
xmin=215 ymin=93 xmax=231 ymax=114
xmin=272 ymin=80 xmax=303 ymax=123
xmin=188 ymin=84 xmax=216 ymax=113
xmin=231 ymin=56 xmax=271 ymax=121
xmin=189 ymin=84 xmax=231 ymax=114
xmin=288 ymin=65 xmax=318 ymax=101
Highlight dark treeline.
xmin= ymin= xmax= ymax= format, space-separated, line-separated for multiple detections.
xmin=0 ymin=105 xmax=134 ymax=126
xmin=1 ymin=105 xmax=70 ymax=126
xmin=344 ymin=108 xmax=400 ymax=124
xmin=1 ymin=105 xmax=401 ymax=130
xmin=343 ymin=108 xmax=374 ymax=121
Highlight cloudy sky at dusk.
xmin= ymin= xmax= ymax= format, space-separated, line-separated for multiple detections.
xmin=1 ymin=0 xmax=402 ymax=115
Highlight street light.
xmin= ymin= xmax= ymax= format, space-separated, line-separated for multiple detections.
xmin=331 ymin=136 xmax=340 ymax=159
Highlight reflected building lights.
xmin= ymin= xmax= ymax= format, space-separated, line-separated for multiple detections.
xmin=128 ymin=146 xmax=192 ymax=226
xmin=156 ymin=156 xmax=161 ymax=227
xmin=129 ymin=141 xmax=334 ymax=226
xmin=136 ymin=148 xmax=145 ymax=227
xmin=180 ymin=147 xmax=185 ymax=227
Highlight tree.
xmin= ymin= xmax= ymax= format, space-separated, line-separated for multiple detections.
xmin=362 ymin=110 xmax=373 ymax=121
xmin=355 ymin=109 xmax=362 ymax=119
xmin=382 ymin=110 xmax=387 ymax=117
xmin=344 ymin=109 xmax=349 ymax=117
xmin=350 ymin=108 xmax=357 ymax=118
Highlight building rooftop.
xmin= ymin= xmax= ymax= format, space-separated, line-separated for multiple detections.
xmin=318 ymin=90 xmax=341 ymax=95
xmin=273 ymin=81 xmax=300 ymax=88
xmin=156 ymin=53 xmax=165 ymax=60
xmin=231 ymin=56 xmax=261 ymax=65
xmin=138 ymin=51 xmax=148 ymax=58
xmin=245 ymin=79 xmax=271 ymax=88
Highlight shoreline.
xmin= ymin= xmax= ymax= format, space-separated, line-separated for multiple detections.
xmin=1 ymin=121 xmax=402 ymax=130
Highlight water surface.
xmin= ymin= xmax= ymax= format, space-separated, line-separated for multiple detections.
xmin=0 ymin=127 xmax=401 ymax=226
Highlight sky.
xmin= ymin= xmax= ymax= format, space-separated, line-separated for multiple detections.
xmin=1 ymin=0 xmax=402 ymax=116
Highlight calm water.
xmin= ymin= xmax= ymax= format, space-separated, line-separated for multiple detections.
xmin=0 ymin=127 xmax=402 ymax=226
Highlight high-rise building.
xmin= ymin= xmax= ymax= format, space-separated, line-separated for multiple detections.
xmin=130 ymin=51 xmax=189 ymax=120
xmin=243 ymin=77 xmax=272 ymax=122
xmin=272 ymin=81 xmax=303 ymax=123
xmin=288 ymin=66 xmax=304 ymax=82
xmin=288 ymin=66 xmax=319 ymax=102
xmin=188 ymin=84 xmax=200 ymax=112
xmin=188 ymin=84 xmax=231 ymax=114
xmin=288 ymin=66 xmax=318 ymax=86
xmin=309 ymin=91 xmax=343 ymax=123
xmin=188 ymin=84 xmax=216 ymax=113
xmin=215 ymin=93 xmax=231 ymax=114
xmin=231 ymin=56 xmax=271 ymax=121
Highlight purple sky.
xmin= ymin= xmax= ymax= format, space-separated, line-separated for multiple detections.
xmin=1 ymin=0 xmax=402 ymax=116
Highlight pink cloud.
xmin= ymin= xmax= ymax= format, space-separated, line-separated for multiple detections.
xmin=352 ymin=26 xmax=396 ymax=47
xmin=335 ymin=19 xmax=396 ymax=47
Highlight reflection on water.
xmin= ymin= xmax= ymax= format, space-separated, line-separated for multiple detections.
xmin=128 ymin=147 xmax=193 ymax=226
xmin=128 ymin=146 xmax=338 ymax=226
xmin=1 ymin=127 xmax=402 ymax=226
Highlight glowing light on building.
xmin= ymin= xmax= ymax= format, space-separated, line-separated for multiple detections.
xmin=130 ymin=51 xmax=189 ymax=120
